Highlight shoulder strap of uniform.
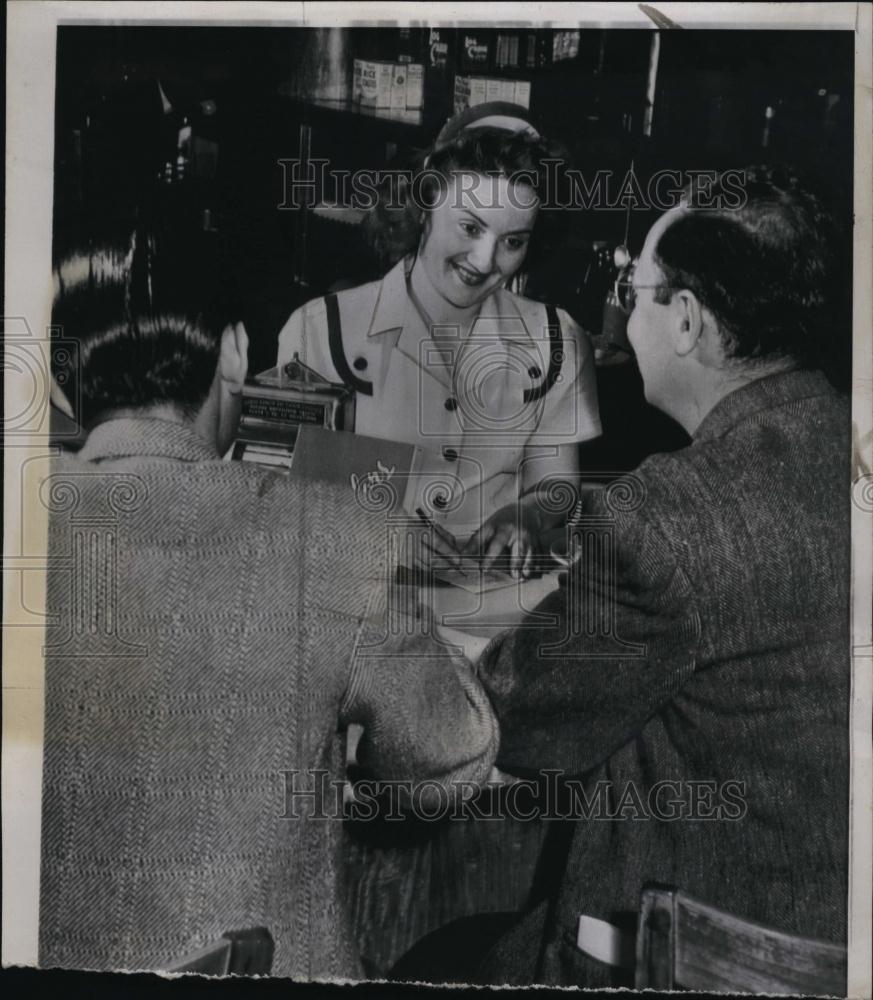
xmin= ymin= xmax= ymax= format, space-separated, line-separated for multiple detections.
xmin=326 ymin=292 xmax=373 ymax=396
xmin=523 ymin=304 xmax=563 ymax=404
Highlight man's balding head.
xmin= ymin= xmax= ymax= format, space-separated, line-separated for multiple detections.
xmin=652 ymin=166 xmax=840 ymax=370
xmin=626 ymin=167 xmax=842 ymax=432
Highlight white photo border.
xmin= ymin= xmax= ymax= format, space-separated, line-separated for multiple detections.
xmin=4 ymin=3 xmax=871 ymax=994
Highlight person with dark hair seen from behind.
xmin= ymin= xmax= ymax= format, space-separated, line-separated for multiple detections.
xmin=277 ymin=104 xmax=601 ymax=578
xmin=459 ymin=165 xmax=851 ymax=988
xmin=39 ymin=227 xmax=498 ymax=979
xmin=50 ymin=228 xmax=247 ymax=456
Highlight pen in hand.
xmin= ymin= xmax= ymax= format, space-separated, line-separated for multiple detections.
xmin=415 ymin=507 xmax=467 ymax=576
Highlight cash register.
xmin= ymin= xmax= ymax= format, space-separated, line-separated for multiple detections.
xmin=231 ymin=353 xmax=355 ymax=470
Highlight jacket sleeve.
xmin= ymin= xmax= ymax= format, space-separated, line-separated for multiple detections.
xmin=476 ymin=481 xmax=700 ymax=777
xmin=339 ymin=616 xmax=499 ymax=795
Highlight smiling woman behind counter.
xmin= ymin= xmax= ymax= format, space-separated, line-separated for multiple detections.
xmin=277 ymin=103 xmax=602 ymax=576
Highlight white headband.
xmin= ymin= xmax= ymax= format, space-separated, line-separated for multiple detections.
xmin=458 ymin=114 xmax=540 ymax=139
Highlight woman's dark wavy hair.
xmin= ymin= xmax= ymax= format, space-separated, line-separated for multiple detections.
xmin=362 ymin=126 xmax=572 ymax=269
xmin=652 ymin=164 xmax=844 ymax=371
xmin=52 ymin=226 xmax=224 ymax=428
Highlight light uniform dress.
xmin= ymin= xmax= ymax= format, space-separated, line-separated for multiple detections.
xmin=277 ymin=256 xmax=601 ymax=538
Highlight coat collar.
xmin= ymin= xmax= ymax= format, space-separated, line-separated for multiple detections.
xmin=693 ymin=368 xmax=838 ymax=443
xmin=78 ymin=417 xmax=219 ymax=463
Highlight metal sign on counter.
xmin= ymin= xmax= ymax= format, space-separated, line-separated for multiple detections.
xmin=230 ymin=353 xmax=356 ymax=470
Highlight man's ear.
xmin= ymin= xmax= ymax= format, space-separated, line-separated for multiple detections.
xmin=672 ymin=290 xmax=705 ymax=357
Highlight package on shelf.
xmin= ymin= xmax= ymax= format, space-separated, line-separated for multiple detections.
xmin=354 ymin=58 xmax=424 ymax=109
xmin=470 ymin=77 xmax=488 ymax=107
xmin=513 ymin=80 xmax=531 ymax=109
xmin=391 ymin=65 xmax=408 ymax=110
xmin=405 ymin=64 xmax=424 ymax=109
xmin=375 ymin=62 xmax=395 ymax=107
xmin=553 ymin=30 xmax=581 ymax=63
xmin=453 ymin=75 xmax=486 ymax=113
xmin=351 ymin=59 xmax=365 ymax=102
xmin=485 ymin=78 xmax=503 ymax=103
xmin=454 ymin=75 xmax=531 ymax=113
xmin=353 ymin=59 xmax=394 ymax=107
xmin=495 ymin=33 xmax=521 ymax=69
xmin=453 ymin=74 xmax=471 ymax=113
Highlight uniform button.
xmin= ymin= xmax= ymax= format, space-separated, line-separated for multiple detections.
xmin=443 ymin=448 xmax=458 ymax=462
xmin=352 ymin=356 xmax=368 ymax=371
xmin=444 ymin=397 xmax=458 ymax=411
xmin=528 ymin=364 xmax=542 ymax=379
xmin=433 ymin=493 xmax=448 ymax=510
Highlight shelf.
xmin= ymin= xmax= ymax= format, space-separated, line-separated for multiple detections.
xmin=279 ymin=96 xmax=438 ymax=140
xmin=306 ymin=97 xmax=424 ymax=126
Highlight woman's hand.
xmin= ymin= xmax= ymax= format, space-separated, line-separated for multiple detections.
xmin=413 ymin=509 xmax=469 ymax=577
xmin=461 ymin=499 xmax=546 ymax=580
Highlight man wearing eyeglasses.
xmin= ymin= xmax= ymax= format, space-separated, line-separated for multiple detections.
xmin=468 ymin=166 xmax=851 ymax=988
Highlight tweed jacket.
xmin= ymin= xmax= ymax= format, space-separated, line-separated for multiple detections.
xmin=476 ymin=369 xmax=850 ymax=987
xmin=38 ymin=417 xmax=498 ymax=979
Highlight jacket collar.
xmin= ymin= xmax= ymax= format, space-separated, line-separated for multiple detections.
xmin=78 ymin=417 xmax=219 ymax=463
xmin=693 ymin=368 xmax=838 ymax=443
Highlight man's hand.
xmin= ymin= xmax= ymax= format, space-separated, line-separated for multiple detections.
xmin=216 ymin=322 xmax=249 ymax=455
xmin=219 ymin=321 xmax=249 ymax=395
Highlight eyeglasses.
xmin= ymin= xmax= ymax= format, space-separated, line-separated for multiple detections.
xmin=614 ymin=260 xmax=670 ymax=316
